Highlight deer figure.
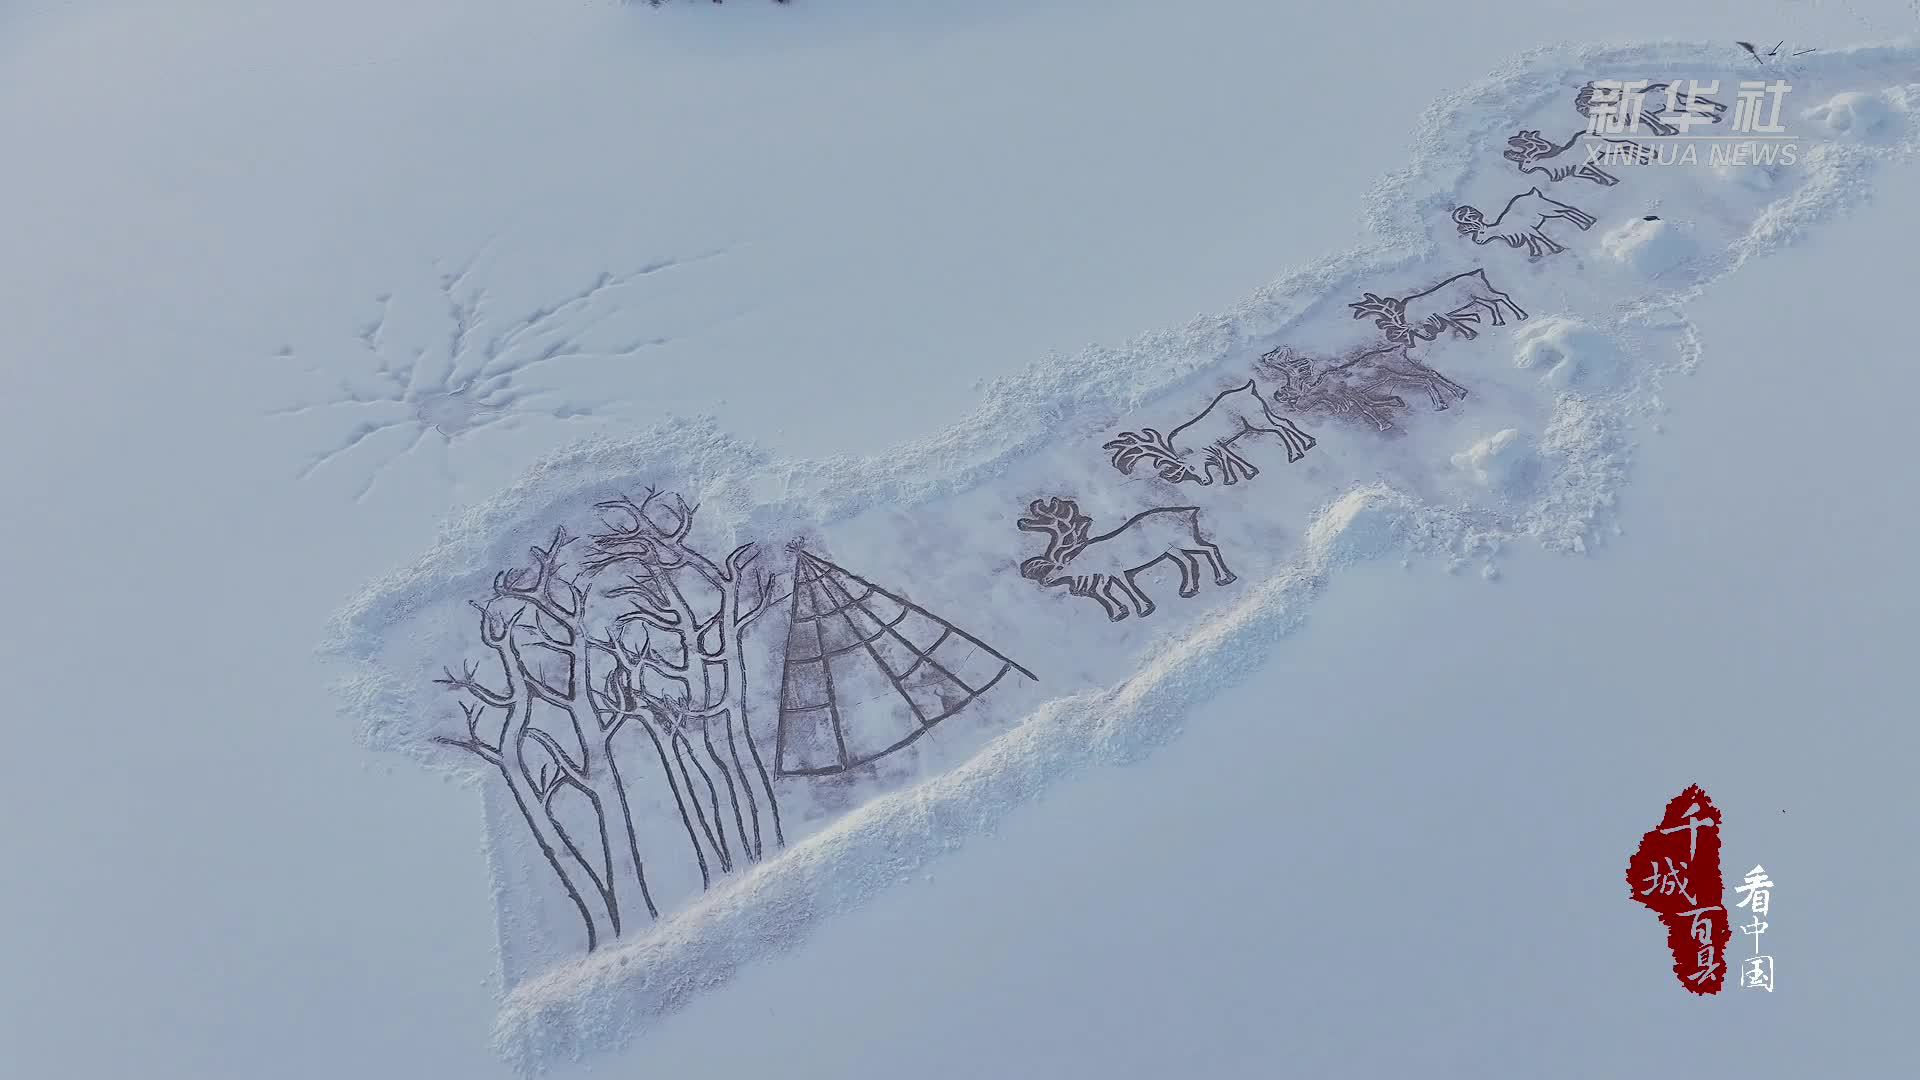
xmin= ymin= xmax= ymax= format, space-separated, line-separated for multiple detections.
xmin=1452 ymin=188 xmax=1596 ymax=258
xmin=1574 ymin=81 xmax=1728 ymax=136
xmin=1016 ymin=497 xmax=1235 ymax=621
xmin=1348 ymin=268 xmax=1529 ymax=348
xmin=1317 ymin=341 xmax=1468 ymax=412
xmin=1258 ymin=346 xmax=1410 ymax=433
xmin=1103 ymin=379 xmax=1315 ymax=486
xmin=1503 ymin=129 xmax=1655 ymax=186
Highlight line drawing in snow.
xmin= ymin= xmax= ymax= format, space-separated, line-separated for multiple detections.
xmin=1017 ymin=497 xmax=1236 ymax=622
xmin=1348 ymin=268 xmax=1529 ymax=348
xmin=1267 ymin=341 xmax=1468 ymax=415
xmin=774 ymin=550 xmax=1036 ymax=777
xmin=1452 ymin=188 xmax=1597 ymax=258
xmin=1574 ymin=80 xmax=1729 ymax=135
xmin=270 ymin=250 xmax=724 ymax=500
xmin=431 ymin=487 xmax=785 ymax=953
xmin=1257 ymin=345 xmax=1410 ymax=432
xmin=1504 ymin=129 xmax=1656 ymax=185
xmin=1102 ymin=379 xmax=1315 ymax=486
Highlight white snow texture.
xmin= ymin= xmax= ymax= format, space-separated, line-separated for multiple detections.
xmin=319 ymin=38 xmax=1920 ymax=1073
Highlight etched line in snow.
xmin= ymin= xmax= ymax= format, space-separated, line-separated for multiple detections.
xmin=272 ymin=248 xmax=734 ymax=497
xmin=314 ymin=40 xmax=1920 ymax=1067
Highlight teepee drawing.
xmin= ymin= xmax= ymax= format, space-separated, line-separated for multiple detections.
xmin=775 ymin=550 xmax=1036 ymax=776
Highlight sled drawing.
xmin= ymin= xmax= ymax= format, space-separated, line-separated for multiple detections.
xmin=774 ymin=550 xmax=1035 ymax=777
xmin=1102 ymin=379 xmax=1315 ymax=486
xmin=1348 ymin=268 xmax=1529 ymax=348
xmin=1017 ymin=497 xmax=1235 ymax=621
xmin=1453 ymin=188 xmax=1596 ymax=258
xmin=1503 ymin=128 xmax=1655 ymax=185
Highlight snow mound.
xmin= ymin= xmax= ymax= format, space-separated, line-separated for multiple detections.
xmin=1451 ymin=429 xmax=1538 ymax=495
xmin=1304 ymin=486 xmax=1414 ymax=567
xmin=1803 ymin=90 xmax=1893 ymax=137
xmin=1712 ymin=161 xmax=1777 ymax=192
xmin=1598 ymin=215 xmax=1694 ymax=277
xmin=1512 ymin=316 xmax=1626 ymax=390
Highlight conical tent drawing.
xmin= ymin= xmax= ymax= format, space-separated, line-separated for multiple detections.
xmin=775 ymin=551 xmax=1036 ymax=776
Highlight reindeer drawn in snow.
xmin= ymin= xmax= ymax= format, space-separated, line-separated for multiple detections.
xmin=1259 ymin=345 xmax=1408 ymax=432
xmin=1574 ymin=80 xmax=1729 ymax=136
xmin=1348 ymin=268 xmax=1529 ymax=348
xmin=1103 ymin=379 xmax=1315 ymax=487
xmin=1504 ymin=129 xmax=1656 ymax=186
xmin=1017 ymin=497 xmax=1235 ymax=622
xmin=1261 ymin=340 xmax=1467 ymax=424
xmin=1453 ymin=188 xmax=1596 ymax=258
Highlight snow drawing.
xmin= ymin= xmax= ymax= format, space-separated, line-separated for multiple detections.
xmin=1103 ymin=379 xmax=1316 ymax=486
xmin=1574 ymin=80 xmax=1729 ymax=135
xmin=272 ymin=251 xmax=726 ymax=500
xmin=1453 ymin=188 xmax=1598 ymax=257
xmin=316 ymin=37 xmax=1920 ymax=1066
xmin=428 ymin=492 xmax=1038 ymax=954
xmin=774 ymin=551 xmax=1036 ymax=777
xmin=1301 ymin=341 xmax=1470 ymax=414
xmin=1016 ymin=497 xmax=1236 ymax=621
xmin=1503 ymin=129 xmax=1657 ymax=185
xmin=1348 ymin=268 xmax=1529 ymax=347
xmin=1259 ymin=345 xmax=1411 ymax=432
xmin=431 ymin=489 xmax=787 ymax=950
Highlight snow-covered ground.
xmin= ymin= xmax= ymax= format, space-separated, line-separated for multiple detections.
xmin=4 ymin=1 xmax=1919 ymax=1078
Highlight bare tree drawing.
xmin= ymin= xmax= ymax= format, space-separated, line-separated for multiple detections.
xmin=431 ymin=490 xmax=785 ymax=951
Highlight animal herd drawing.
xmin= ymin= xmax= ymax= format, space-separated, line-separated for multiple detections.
xmin=412 ymin=77 xmax=1682 ymax=954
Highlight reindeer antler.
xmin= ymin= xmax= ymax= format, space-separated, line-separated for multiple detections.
xmin=1017 ymin=497 xmax=1092 ymax=549
xmin=1102 ymin=427 xmax=1184 ymax=476
xmin=1348 ymin=293 xmax=1398 ymax=321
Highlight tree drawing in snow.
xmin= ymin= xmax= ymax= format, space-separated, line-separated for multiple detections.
xmin=774 ymin=551 xmax=1036 ymax=777
xmin=1503 ymin=129 xmax=1656 ymax=185
xmin=1102 ymin=379 xmax=1316 ymax=486
xmin=1016 ymin=497 xmax=1236 ymax=622
xmin=271 ymin=251 xmax=719 ymax=499
xmin=1452 ymin=188 xmax=1597 ymax=258
xmin=1347 ymin=268 xmax=1529 ymax=347
xmin=431 ymin=488 xmax=785 ymax=952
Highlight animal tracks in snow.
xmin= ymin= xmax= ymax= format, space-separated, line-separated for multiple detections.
xmin=270 ymin=247 xmax=741 ymax=501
